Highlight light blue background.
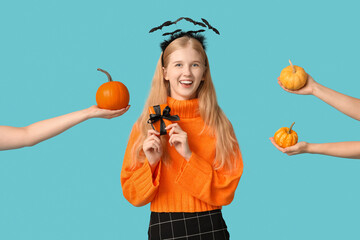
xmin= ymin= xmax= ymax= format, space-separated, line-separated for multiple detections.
xmin=1 ymin=0 xmax=360 ymax=239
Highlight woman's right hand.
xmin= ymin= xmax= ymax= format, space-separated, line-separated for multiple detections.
xmin=277 ymin=74 xmax=318 ymax=95
xmin=143 ymin=129 xmax=163 ymax=171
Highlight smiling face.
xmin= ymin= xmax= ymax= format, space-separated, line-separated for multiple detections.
xmin=163 ymin=44 xmax=206 ymax=100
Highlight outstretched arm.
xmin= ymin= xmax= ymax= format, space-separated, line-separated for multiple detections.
xmin=312 ymin=83 xmax=360 ymax=121
xmin=0 ymin=105 xmax=129 ymax=150
xmin=270 ymin=137 xmax=360 ymax=159
xmin=278 ymin=75 xmax=360 ymax=121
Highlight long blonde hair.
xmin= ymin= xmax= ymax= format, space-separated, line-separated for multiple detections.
xmin=131 ymin=36 xmax=239 ymax=171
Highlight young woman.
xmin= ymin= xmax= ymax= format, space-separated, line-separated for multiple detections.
xmin=121 ymin=32 xmax=243 ymax=239
xmin=270 ymin=74 xmax=360 ymax=159
xmin=0 ymin=105 xmax=129 ymax=151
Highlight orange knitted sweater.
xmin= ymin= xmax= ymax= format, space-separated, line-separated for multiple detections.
xmin=121 ymin=97 xmax=243 ymax=212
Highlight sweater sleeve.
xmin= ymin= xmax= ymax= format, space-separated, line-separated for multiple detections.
xmin=175 ymin=148 xmax=243 ymax=206
xmin=120 ymin=124 xmax=161 ymax=207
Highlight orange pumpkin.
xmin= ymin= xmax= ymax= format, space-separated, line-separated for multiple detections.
xmin=274 ymin=122 xmax=298 ymax=148
xmin=96 ymin=68 xmax=130 ymax=110
xmin=279 ymin=60 xmax=308 ymax=90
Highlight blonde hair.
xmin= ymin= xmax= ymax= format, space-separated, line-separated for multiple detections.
xmin=131 ymin=36 xmax=239 ymax=171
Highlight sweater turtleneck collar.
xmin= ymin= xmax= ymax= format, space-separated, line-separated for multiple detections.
xmin=167 ymin=96 xmax=200 ymax=119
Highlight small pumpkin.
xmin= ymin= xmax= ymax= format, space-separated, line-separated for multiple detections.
xmin=96 ymin=68 xmax=130 ymax=110
xmin=274 ymin=122 xmax=298 ymax=148
xmin=279 ymin=60 xmax=307 ymax=90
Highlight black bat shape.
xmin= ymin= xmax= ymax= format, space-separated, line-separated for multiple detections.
xmin=201 ymin=18 xmax=220 ymax=35
xmin=149 ymin=20 xmax=176 ymax=33
xmin=162 ymin=29 xmax=182 ymax=36
xmin=174 ymin=17 xmax=184 ymax=24
xmin=183 ymin=17 xmax=207 ymax=28
xmin=187 ymin=29 xmax=206 ymax=35
xmin=210 ymin=26 xmax=220 ymax=35
xmin=162 ymin=21 xmax=174 ymax=27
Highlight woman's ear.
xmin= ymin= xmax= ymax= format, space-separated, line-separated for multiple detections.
xmin=162 ymin=67 xmax=169 ymax=81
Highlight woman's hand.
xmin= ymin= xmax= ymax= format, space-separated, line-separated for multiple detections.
xmin=166 ymin=123 xmax=192 ymax=161
xmin=269 ymin=137 xmax=308 ymax=156
xmin=143 ymin=130 xmax=163 ymax=171
xmin=277 ymin=74 xmax=318 ymax=95
xmin=86 ymin=105 xmax=130 ymax=119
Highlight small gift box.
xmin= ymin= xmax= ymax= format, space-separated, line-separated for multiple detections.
xmin=147 ymin=104 xmax=180 ymax=135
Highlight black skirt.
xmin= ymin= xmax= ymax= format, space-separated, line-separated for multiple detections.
xmin=148 ymin=209 xmax=230 ymax=240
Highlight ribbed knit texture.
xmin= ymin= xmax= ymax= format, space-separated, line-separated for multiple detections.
xmin=121 ymin=97 xmax=243 ymax=212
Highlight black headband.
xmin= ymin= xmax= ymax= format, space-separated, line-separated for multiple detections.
xmin=160 ymin=31 xmax=206 ymax=66
xmin=160 ymin=31 xmax=206 ymax=52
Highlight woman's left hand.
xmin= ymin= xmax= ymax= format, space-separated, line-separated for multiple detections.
xmin=166 ymin=123 xmax=192 ymax=161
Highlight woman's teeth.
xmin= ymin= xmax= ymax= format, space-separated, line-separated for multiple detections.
xmin=180 ymin=80 xmax=193 ymax=85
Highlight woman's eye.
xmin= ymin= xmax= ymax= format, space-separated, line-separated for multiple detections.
xmin=175 ymin=63 xmax=182 ymax=67
xmin=192 ymin=63 xmax=199 ymax=67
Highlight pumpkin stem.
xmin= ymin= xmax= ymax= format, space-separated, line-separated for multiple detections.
xmin=288 ymin=122 xmax=295 ymax=134
xmin=97 ymin=68 xmax=113 ymax=82
xmin=289 ymin=59 xmax=296 ymax=73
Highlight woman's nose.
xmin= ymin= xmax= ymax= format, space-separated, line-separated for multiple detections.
xmin=182 ymin=65 xmax=192 ymax=76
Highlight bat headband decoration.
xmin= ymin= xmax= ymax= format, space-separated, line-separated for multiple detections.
xmin=149 ymin=17 xmax=220 ymax=66
xmin=149 ymin=17 xmax=219 ymax=35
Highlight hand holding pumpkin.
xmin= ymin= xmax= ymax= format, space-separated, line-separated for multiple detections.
xmin=269 ymin=137 xmax=308 ymax=156
xmin=85 ymin=105 xmax=130 ymax=119
xmin=277 ymin=74 xmax=317 ymax=95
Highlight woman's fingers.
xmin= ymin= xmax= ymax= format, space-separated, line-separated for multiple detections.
xmin=147 ymin=129 xmax=160 ymax=137
xmin=269 ymin=137 xmax=285 ymax=152
xmin=110 ymin=106 xmax=129 ymax=118
xmin=144 ymin=132 xmax=162 ymax=152
xmin=145 ymin=135 xmax=161 ymax=146
xmin=91 ymin=105 xmax=132 ymax=119
xmin=166 ymin=123 xmax=179 ymax=130
xmin=144 ymin=139 xmax=161 ymax=152
xmin=146 ymin=134 xmax=161 ymax=145
xmin=169 ymin=134 xmax=177 ymax=146
xmin=270 ymin=138 xmax=306 ymax=156
xmin=283 ymin=142 xmax=305 ymax=155
xmin=118 ymin=105 xmax=131 ymax=115
xmin=151 ymin=141 xmax=161 ymax=152
xmin=169 ymin=134 xmax=186 ymax=146
xmin=168 ymin=127 xmax=175 ymax=136
xmin=277 ymin=79 xmax=296 ymax=94
xmin=166 ymin=123 xmax=184 ymax=136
